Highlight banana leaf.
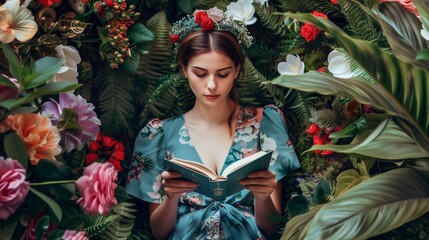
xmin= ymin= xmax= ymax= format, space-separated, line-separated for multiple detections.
xmin=273 ymin=4 xmax=429 ymax=155
xmin=294 ymin=167 xmax=429 ymax=240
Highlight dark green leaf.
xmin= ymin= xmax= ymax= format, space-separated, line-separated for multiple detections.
xmin=114 ymin=185 xmax=131 ymax=203
xmin=35 ymin=215 xmax=50 ymax=240
xmin=329 ymin=116 xmax=367 ymax=139
xmin=0 ymin=215 xmax=18 ymax=240
xmin=26 ymin=57 xmax=62 ymax=89
xmin=122 ymin=49 xmax=140 ymax=74
xmin=128 ymin=23 xmax=154 ymax=44
xmin=288 ymin=195 xmax=309 ymax=218
xmin=97 ymin=26 xmax=108 ymax=43
xmin=36 ymin=159 xmax=76 ymax=199
xmin=0 ymin=43 xmax=23 ymax=82
xmin=416 ymin=49 xmax=429 ymax=60
xmin=61 ymin=216 xmax=85 ymax=230
xmin=4 ymin=132 xmax=28 ymax=169
xmin=312 ymin=179 xmax=331 ymax=204
xmin=178 ymin=0 xmax=197 ymax=13
xmin=0 ymin=74 xmax=16 ymax=87
xmin=47 ymin=230 xmax=65 ymax=240
xmin=29 ymin=188 xmax=62 ymax=222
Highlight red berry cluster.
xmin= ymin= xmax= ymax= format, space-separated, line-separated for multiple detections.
xmin=306 ymin=123 xmax=343 ymax=155
xmin=101 ymin=0 xmax=140 ymax=68
xmin=85 ymin=133 xmax=125 ymax=171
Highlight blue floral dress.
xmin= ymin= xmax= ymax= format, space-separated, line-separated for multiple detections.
xmin=126 ymin=105 xmax=300 ymax=239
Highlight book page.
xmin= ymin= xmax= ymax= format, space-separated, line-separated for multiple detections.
xmin=169 ymin=158 xmax=224 ymax=180
xmin=221 ymin=151 xmax=268 ymax=177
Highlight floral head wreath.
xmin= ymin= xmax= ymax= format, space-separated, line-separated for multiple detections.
xmin=170 ymin=7 xmax=253 ymax=49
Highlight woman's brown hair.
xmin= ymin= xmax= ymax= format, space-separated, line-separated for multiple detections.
xmin=177 ymin=30 xmax=244 ymax=136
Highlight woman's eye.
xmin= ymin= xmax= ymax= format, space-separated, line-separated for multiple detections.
xmin=195 ymin=73 xmax=206 ymax=77
xmin=218 ymin=74 xmax=228 ymax=78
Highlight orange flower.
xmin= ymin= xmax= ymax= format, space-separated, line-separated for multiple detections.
xmin=0 ymin=114 xmax=62 ymax=165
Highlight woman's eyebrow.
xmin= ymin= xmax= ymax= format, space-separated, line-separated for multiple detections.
xmin=191 ymin=66 xmax=232 ymax=71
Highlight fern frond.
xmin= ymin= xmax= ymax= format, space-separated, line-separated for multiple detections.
xmin=140 ymin=73 xmax=193 ymax=126
xmin=337 ymin=0 xmax=380 ymax=42
xmin=58 ymin=148 xmax=86 ymax=168
xmin=135 ymin=11 xmax=174 ymax=103
xmin=239 ymin=57 xmax=282 ymax=107
xmin=254 ymin=4 xmax=289 ymax=37
xmin=100 ymin=202 xmax=137 ymax=240
xmin=94 ymin=67 xmax=137 ymax=138
xmin=144 ymin=0 xmax=170 ymax=8
xmin=85 ymin=214 xmax=120 ymax=238
xmin=283 ymin=90 xmax=318 ymax=130
xmin=196 ymin=0 xmax=230 ymax=11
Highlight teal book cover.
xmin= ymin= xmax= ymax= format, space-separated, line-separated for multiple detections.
xmin=164 ymin=151 xmax=273 ymax=201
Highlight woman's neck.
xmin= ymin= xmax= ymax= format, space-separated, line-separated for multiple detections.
xmin=187 ymin=99 xmax=238 ymax=127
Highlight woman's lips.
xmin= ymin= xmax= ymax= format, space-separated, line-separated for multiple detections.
xmin=205 ymin=95 xmax=220 ymax=100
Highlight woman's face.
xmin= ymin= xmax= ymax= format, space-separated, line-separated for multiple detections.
xmin=183 ymin=51 xmax=240 ymax=106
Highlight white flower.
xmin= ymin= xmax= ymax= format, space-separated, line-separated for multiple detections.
xmin=55 ymin=45 xmax=81 ymax=71
xmin=421 ymin=24 xmax=429 ymax=41
xmin=48 ymin=45 xmax=82 ymax=88
xmin=0 ymin=0 xmax=37 ymax=43
xmin=277 ymin=54 xmax=305 ymax=75
xmin=327 ymin=50 xmax=355 ymax=78
xmin=206 ymin=7 xmax=224 ymax=22
xmin=225 ymin=0 xmax=257 ymax=26
xmin=254 ymin=0 xmax=269 ymax=6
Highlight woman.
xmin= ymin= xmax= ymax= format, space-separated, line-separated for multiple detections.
xmin=126 ymin=7 xmax=300 ymax=239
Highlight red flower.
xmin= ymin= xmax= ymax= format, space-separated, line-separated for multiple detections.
xmin=85 ymin=153 xmax=99 ymax=165
xmin=312 ymin=11 xmax=328 ymax=19
xmin=300 ymin=23 xmax=320 ymax=42
xmin=112 ymin=150 xmax=124 ymax=161
xmin=108 ymin=158 xmax=123 ymax=171
xmin=318 ymin=67 xmax=327 ymax=72
xmin=201 ymin=17 xmax=214 ymax=31
xmin=321 ymin=149 xmax=334 ymax=155
xmin=331 ymin=0 xmax=337 ymax=4
xmin=102 ymin=136 xmax=116 ymax=148
xmin=37 ymin=0 xmax=61 ymax=7
xmin=89 ymin=141 xmax=101 ymax=152
xmin=170 ymin=34 xmax=180 ymax=43
xmin=105 ymin=0 xmax=114 ymax=8
xmin=195 ymin=11 xmax=208 ymax=24
xmin=306 ymin=123 xmax=321 ymax=135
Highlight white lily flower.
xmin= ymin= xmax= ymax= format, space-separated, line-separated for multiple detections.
xmin=254 ymin=0 xmax=269 ymax=6
xmin=277 ymin=54 xmax=305 ymax=75
xmin=0 ymin=0 xmax=37 ymax=43
xmin=55 ymin=45 xmax=82 ymax=71
xmin=421 ymin=24 xmax=429 ymax=41
xmin=327 ymin=50 xmax=356 ymax=78
xmin=225 ymin=0 xmax=257 ymax=26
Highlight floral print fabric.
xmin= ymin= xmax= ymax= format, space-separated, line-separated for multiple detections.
xmin=126 ymin=105 xmax=300 ymax=239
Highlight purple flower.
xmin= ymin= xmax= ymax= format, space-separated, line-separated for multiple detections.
xmin=41 ymin=93 xmax=101 ymax=152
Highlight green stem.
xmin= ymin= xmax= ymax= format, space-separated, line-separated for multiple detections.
xmin=30 ymin=180 xmax=76 ymax=186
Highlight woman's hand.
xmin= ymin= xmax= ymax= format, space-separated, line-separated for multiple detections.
xmin=240 ymin=170 xmax=277 ymax=200
xmin=161 ymin=171 xmax=198 ymax=200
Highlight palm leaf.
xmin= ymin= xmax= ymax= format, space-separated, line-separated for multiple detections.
xmin=135 ymin=11 xmax=174 ymax=102
xmin=254 ymin=4 xmax=289 ymax=37
xmin=273 ymin=8 xmax=429 ymax=154
xmin=101 ymin=202 xmax=137 ymax=240
xmin=94 ymin=67 xmax=136 ymax=138
xmin=84 ymin=214 xmax=120 ymax=238
xmin=304 ymin=167 xmax=429 ymax=239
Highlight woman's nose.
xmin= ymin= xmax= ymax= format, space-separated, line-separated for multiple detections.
xmin=206 ymin=76 xmax=216 ymax=90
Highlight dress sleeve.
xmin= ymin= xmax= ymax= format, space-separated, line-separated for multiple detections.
xmin=260 ymin=105 xmax=301 ymax=181
xmin=125 ymin=118 xmax=166 ymax=203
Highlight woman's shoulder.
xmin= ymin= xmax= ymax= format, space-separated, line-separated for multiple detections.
xmin=239 ymin=104 xmax=282 ymax=116
xmin=141 ymin=113 xmax=184 ymax=132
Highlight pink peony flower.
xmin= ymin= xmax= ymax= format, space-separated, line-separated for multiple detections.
xmin=62 ymin=230 xmax=89 ymax=240
xmin=0 ymin=157 xmax=29 ymax=220
xmin=76 ymin=162 xmax=118 ymax=215
xmin=0 ymin=114 xmax=62 ymax=165
xmin=41 ymin=93 xmax=101 ymax=152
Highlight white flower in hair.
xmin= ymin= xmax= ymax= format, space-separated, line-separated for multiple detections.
xmin=254 ymin=0 xmax=269 ymax=6
xmin=277 ymin=54 xmax=305 ymax=75
xmin=206 ymin=7 xmax=224 ymax=22
xmin=421 ymin=24 xmax=429 ymax=41
xmin=225 ymin=0 xmax=257 ymax=26
xmin=327 ymin=50 xmax=356 ymax=78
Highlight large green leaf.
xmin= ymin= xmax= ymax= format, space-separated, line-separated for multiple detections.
xmin=29 ymin=188 xmax=62 ymax=222
xmin=303 ymin=167 xmax=429 ymax=239
xmin=281 ymin=205 xmax=323 ymax=240
xmin=3 ymin=132 xmax=28 ymax=169
xmin=25 ymin=57 xmax=62 ymax=89
xmin=305 ymin=118 xmax=428 ymax=159
xmin=0 ymin=43 xmax=23 ymax=82
xmin=277 ymin=8 xmax=429 ymax=154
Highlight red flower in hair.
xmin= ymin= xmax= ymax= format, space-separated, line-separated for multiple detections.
xmin=201 ymin=17 xmax=214 ymax=31
xmin=37 ymin=0 xmax=61 ymax=7
xmin=170 ymin=34 xmax=180 ymax=43
xmin=195 ymin=11 xmax=208 ymax=24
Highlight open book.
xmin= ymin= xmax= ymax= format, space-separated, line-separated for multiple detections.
xmin=164 ymin=150 xmax=273 ymax=200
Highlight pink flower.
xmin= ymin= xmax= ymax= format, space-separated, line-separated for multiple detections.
xmin=62 ymin=230 xmax=89 ymax=240
xmin=0 ymin=157 xmax=29 ymax=220
xmin=76 ymin=162 xmax=118 ymax=215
